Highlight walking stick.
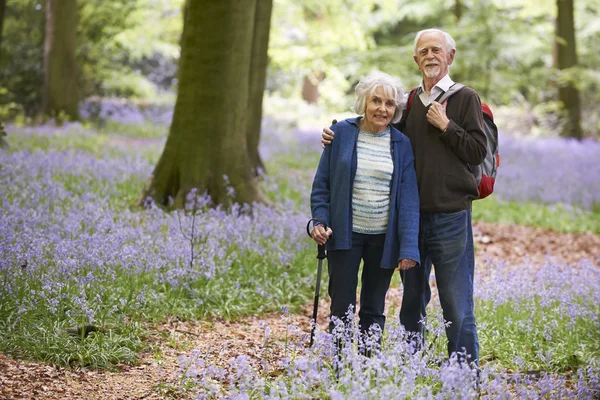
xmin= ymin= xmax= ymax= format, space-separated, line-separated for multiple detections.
xmin=306 ymin=218 xmax=329 ymax=347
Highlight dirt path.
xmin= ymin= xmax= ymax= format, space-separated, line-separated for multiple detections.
xmin=1 ymin=222 xmax=599 ymax=399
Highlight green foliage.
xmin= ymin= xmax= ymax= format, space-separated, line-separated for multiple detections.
xmin=0 ymin=0 xmax=45 ymax=116
xmin=2 ymin=0 xmax=600 ymax=136
xmin=1 ymin=0 xmax=184 ymax=118
xmin=78 ymin=0 xmax=184 ymax=99
xmin=99 ymin=71 xmax=158 ymax=99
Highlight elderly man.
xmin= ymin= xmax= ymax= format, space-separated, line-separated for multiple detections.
xmin=322 ymin=28 xmax=487 ymax=366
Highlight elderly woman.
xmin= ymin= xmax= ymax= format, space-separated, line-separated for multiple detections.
xmin=310 ymin=71 xmax=420 ymax=339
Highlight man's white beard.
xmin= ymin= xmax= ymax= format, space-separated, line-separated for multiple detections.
xmin=424 ymin=66 xmax=441 ymax=78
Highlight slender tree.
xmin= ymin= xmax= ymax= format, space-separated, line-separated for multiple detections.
xmin=42 ymin=0 xmax=79 ymax=121
xmin=300 ymin=6 xmax=325 ymax=105
xmin=246 ymin=0 xmax=273 ymax=175
xmin=556 ymin=0 xmax=582 ymax=139
xmin=139 ymin=0 xmax=271 ymax=208
xmin=455 ymin=0 xmax=462 ymax=21
xmin=0 ymin=0 xmax=6 ymax=61
xmin=301 ymin=71 xmax=325 ymax=104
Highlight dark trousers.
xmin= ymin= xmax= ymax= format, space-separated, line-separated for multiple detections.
xmin=327 ymin=232 xmax=395 ymax=337
xmin=400 ymin=209 xmax=479 ymax=365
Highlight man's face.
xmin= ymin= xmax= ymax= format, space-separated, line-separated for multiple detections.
xmin=413 ymin=32 xmax=455 ymax=81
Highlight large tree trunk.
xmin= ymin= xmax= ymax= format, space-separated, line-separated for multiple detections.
xmin=42 ymin=0 xmax=79 ymax=121
xmin=246 ymin=0 xmax=273 ymax=175
xmin=556 ymin=0 xmax=582 ymax=139
xmin=140 ymin=0 xmax=271 ymax=208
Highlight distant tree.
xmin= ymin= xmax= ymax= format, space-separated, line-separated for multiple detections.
xmin=555 ymin=0 xmax=582 ymax=139
xmin=299 ymin=7 xmax=325 ymax=105
xmin=0 ymin=0 xmax=6 ymax=61
xmin=139 ymin=0 xmax=272 ymax=208
xmin=455 ymin=0 xmax=462 ymax=21
xmin=42 ymin=0 xmax=79 ymax=121
xmin=301 ymin=70 xmax=325 ymax=104
xmin=0 ymin=122 xmax=7 ymax=149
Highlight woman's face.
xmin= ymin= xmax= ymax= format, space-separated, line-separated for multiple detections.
xmin=363 ymin=86 xmax=395 ymax=133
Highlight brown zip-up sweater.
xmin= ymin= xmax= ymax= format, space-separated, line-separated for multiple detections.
xmin=394 ymin=86 xmax=487 ymax=213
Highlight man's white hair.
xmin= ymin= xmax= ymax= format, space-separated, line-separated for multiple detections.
xmin=353 ymin=71 xmax=406 ymax=124
xmin=413 ymin=28 xmax=456 ymax=55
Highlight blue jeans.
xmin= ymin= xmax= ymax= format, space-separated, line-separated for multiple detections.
xmin=399 ymin=209 xmax=479 ymax=364
xmin=327 ymin=232 xmax=395 ymax=336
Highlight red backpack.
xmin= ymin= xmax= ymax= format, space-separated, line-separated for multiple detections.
xmin=404 ymin=83 xmax=500 ymax=199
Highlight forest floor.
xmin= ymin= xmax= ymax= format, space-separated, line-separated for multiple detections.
xmin=1 ymin=221 xmax=599 ymax=400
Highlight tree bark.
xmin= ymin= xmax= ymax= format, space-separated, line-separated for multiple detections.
xmin=246 ymin=0 xmax=273 ymax=175
xmin=139 ymin=0 xmax=270 ymax=208
xmin=42 ymin=0 xmax=79 ymax=121
xmin=556 ymin=0 xmax=582 ymax=139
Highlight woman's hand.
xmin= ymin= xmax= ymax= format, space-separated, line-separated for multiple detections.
xmin=396 ymin=259 xmax=417 ymax=271
xmin=311 ymin=225 xmax=333 ymax=245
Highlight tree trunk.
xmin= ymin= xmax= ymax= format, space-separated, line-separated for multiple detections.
xmin=42 ymin=0 xmax=79 ymax=121
xmin=0 ymin=0 xmax=6 ymax=61
xmin=455 ymin=0 xmax=462 ymax=22
xmin=139 ymin=0 xmax=270 ymax=208
xmin=301 ymin=71 xmax=325 ymax=104
xmin=246 ymin=0 xmax=273 ymax=175
xmin=556 ymin=0 xmax=582 ymax=139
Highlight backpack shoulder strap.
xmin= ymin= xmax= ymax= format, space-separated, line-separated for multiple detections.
xmin=397 ymin=87 xmax=418 ymax=130
xmin=437 ymin=83 xmax=465 ymax=104
xmin=405 ymin=87 xmax=418 ymax=115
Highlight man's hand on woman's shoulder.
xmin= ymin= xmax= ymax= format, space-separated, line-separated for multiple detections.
xmin=321 ymin=119 xmax=337 ymax=148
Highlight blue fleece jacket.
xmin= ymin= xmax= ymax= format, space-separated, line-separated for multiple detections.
xmin=310 ymin=117 xmax=420 ymax=269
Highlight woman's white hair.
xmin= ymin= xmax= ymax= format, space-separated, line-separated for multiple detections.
xmin=413 ymin=28 xmax=456 ymax=55
xmin=353 ymin=71 xmax=406 ymax=124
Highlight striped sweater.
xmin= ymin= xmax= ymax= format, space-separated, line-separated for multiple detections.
xmin=352 ymin=128 xmax=393 ymax=234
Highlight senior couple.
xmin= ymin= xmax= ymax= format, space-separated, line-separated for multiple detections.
xmin=309 ymin=28 xmax=487 ymax=366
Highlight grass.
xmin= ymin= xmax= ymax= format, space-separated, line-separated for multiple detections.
xmin=478 ymin=298 xmax=600 ymax=372
xmin=96 ymin=121 xmax=168 ymax=139
xmin=473 ymin=196 xmax=600 ymax=234
xmin=0 ymin=313 xmax=145 ymax=368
